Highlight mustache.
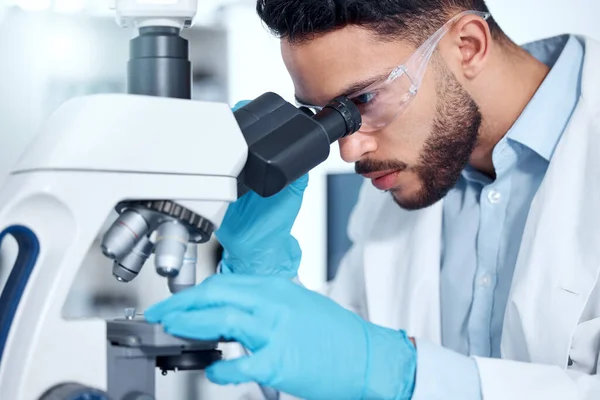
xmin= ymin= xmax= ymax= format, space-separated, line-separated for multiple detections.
xmin=355 ymin=159 xmax=408 ymax=175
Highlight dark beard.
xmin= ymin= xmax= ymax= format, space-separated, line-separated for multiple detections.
xmin=392 ymin=67 xmax=481 ymax=210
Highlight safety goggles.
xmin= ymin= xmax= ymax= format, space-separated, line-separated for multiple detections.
xmin=296 ymin=10 xmax=490 ymax=133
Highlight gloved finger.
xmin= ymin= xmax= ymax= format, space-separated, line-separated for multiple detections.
xmin=205 ymin=356 xmax=258 ymax=386
xmin=216 ymin=190 xmax=268 ymax=236
xmin=207 ymin=348 xmax=280 ymax=388
xmin=232 ymin=100 xmax=252 ymax=112
xmin=145 ymin=274 xmax=271 ymax=322
xmin=291 ymin=173 xmax=309 ymax=192
xmin=161 ymin=306 xmax=271 ymax=351
xmin=276 ymin=174 xmax=308 ymax=198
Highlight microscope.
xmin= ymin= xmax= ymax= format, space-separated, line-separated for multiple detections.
xmin=0 ymin=1 xmax=361 ymax=399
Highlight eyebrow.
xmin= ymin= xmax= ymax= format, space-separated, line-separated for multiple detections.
xmin=295 ymin=72 xmax=390 ymax=107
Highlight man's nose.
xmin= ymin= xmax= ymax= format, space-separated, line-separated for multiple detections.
xmin=338 ymin=132 xmax=377 ymax=163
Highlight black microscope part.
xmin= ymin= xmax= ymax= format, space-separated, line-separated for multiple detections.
xmin=156 ymin=350 xmax=223 ymax=374
xmin=234 ymin=92 xmax=362 ymax=198
xmin=128 ymin=26 xmax=191 ymax=99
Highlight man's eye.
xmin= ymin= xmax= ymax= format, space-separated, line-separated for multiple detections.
xmin=352 ymin=92 xmax=376 ymax=105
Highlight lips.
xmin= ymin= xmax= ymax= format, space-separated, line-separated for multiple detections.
xmin=360 ymin=170 xmax=395 ymax=180
xmin=360 ymin=170 xmax=401 ymax=191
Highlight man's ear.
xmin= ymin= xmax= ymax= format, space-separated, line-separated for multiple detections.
xmin=442 ymin=14 xmax=492 ymax=80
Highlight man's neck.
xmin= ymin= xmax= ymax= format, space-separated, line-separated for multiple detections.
xmin=468 ymin=43 xmax=551 ymax=177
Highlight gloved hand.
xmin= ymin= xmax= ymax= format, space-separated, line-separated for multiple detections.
xmin=215 ymin=100 xmax=307 ymax=278
xmin=145 ymin=274 xmax=417 ymax=400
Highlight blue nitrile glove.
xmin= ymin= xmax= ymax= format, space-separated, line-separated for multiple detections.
xmin=214 ymin=101 xmax=307 ymax=278
xmin=145 ymin=274 xmax=417 ymax=400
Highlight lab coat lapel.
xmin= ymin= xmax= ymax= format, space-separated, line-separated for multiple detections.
xmin=363 ymin=196 xmax=443 ymax=343
xmin=502 ymin=37 xmax=600 ymax=366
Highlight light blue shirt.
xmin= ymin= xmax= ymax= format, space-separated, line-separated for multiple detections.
xmin=412 ymin=35 xmax=584 ymax=399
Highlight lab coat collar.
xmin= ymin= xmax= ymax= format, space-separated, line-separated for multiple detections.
xmin=507 ymin=35 xmax=584 ymax=161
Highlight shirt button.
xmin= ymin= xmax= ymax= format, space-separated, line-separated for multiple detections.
xmin=479 ymin=274 xmax=491 ymax=287
xmin=487 ymin=189 xmax=501 ymax=204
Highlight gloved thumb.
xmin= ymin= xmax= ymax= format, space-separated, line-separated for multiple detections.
xmin=205 ymin=356 xmax=257 ymax=386
xmin=289 ymin=173 xmax=309 ymax=195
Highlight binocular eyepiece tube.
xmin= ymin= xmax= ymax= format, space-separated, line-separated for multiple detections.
xmin=234 ymin=92 xmax=362 ymax=198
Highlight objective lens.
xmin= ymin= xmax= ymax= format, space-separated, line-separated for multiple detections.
xmin=112 ymin=235 xmax=154 ymax=283
xmin=154 ymin=220 xmax=189 ymax=277
xmin=168 ymin=243 xmax=197 ymax=293
xmin=101 ymin=209 xmax=149 ymax=261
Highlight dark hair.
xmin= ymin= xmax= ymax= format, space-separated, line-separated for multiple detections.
xmin=256 ymin=0 xmax=505 ymax=45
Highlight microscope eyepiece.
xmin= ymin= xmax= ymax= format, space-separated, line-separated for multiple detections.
xmin=312 ymin=96 xmax=362 ymax=143
xmin=234 ymin=92 xmax=362 ymax=198
xmin=323 ymin=96 xmax=362 ymax=137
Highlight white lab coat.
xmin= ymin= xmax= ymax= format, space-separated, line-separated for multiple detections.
xmin=230 ymin=35 xmax=600 ymax=400
xmin=320 ymin=35 xmax=600 ymax=399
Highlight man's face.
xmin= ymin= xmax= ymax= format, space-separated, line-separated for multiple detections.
xmin=282 ymin=26 xmax=481 ymax=210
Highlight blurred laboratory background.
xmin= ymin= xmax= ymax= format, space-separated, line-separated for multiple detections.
xmin=0 ymin=0 xmax=599 ymax=399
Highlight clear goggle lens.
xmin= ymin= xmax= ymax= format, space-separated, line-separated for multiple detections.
xmin=295 ymin=10 xmax=490 ymax=133
xmin=297 ymin=71 xmax=417 ymax=133
xmin=347 ymin=71 xmax=417 ymax=132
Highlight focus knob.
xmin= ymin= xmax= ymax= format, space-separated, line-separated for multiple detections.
xmin=38 ymin=383 xmax=111 ymax=400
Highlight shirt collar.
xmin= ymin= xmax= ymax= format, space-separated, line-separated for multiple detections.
xmin=505 ymin=35 xmax=584 ymax=161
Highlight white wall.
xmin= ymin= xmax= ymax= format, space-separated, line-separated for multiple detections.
xmin=0 ymin=9 xmax=131 ymax=184
xmin=486 ymin=0 xmax=600 ymax=43
xmin=0 ymin=10 xmax=47 ymax=185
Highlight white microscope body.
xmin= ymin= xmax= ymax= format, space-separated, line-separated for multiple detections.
xmin=0 ymin=1 xmax=361 ymax=398
xmin=0 ymin=94 xmax=247 ymax=400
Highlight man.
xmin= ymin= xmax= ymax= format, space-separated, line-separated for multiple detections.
xmin=146 ymin=1 xmax=600 ymax=399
